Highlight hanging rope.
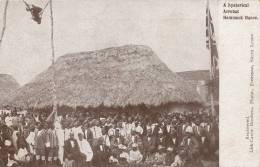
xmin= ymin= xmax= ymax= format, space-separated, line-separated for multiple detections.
xmin=0 ymin=0 xmax=9 ymax=48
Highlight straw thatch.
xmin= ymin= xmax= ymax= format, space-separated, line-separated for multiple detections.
xmin=0 ymin=74 xmax=19 ymax=106
xmin=8 ymin=45 xmax=202 ymax=109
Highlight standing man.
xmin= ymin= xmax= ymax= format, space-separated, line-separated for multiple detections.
xmin=35 ymin=123 xmax=48 ymax=166
xmin=77 ymin=132 xmax=93 ymax=167
xmin=63 ymin=132 xmax=81 ymax=167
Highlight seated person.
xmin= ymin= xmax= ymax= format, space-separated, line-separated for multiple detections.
xmin=118 ymin=144 xmax=129 ymax=165
xmin=63 ymin=132 xmax=81 ymax=167
xmin=154 ymin=145 xmax=166 ymax=166
xmin=129 ymin=143 xmax=143 ymax=164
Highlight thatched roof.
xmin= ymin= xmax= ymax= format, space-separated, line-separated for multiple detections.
xmin=0 ymin=74 xmax=20 ymax=106
xmin=8 ymin=45 xmax=202 ymax=109
xmin=177 ymin=70 xmax=219 ymax=101
xmin=177 ymin=70 xmax=210 ymax=82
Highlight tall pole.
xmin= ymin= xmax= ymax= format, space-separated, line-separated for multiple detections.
xmin=50 ymin=0 xmax=57 ymax=117
xmin=0 ymin=0 xmax=9 ymax=48
xmin=207 ymin=0 xmax=215 ymax=117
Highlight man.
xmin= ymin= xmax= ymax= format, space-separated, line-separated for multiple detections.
xmin=26 ymin=127 xmax=35 ymax=154
xmin=25 ymin=3 xmax=43 ymax=24
xmin=63 ymin=132 xmax=81 ymax=167
xmin=129 ymin=143 xmax=143 ymax=164
xmin=165 ymin=130 xmax=179 ymax=149
xmin=157 ymin=128 xmax=167 ymax=147
xmin=92 ymin=137 xmax=110 ymax=167
xmin=77 ymin=132 xmax=93 ymax=166
xmin=142 ymin=128 xmax=157 ymax=159
xmin=118 ymin=144 xmax=129 ymax=165
xmin=154 ymin=145 xmax=166 ymax=166
xmin=180 ymin=126 xmax=199 ymax=163
xmin=46 ymin=124 xmax=59 ymax=165
xmin=56 ymin=122 xmax=65 ymax=165
xmin=35 ymin=123 xmax=48 ymax=166
xmin=165 ymin=147 xmax=175 ymax=166
xmin=91 ymin=120 xmax=102 ymax=139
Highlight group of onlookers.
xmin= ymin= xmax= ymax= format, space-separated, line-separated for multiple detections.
xmin=0 ymin=109 xmax=218 ymax=167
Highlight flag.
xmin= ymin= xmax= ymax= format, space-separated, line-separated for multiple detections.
xmin=206 ymin=2 xmax=219 ymax=81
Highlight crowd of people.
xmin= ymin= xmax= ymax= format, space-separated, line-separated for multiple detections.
xmin=0 ymin=108 xmax=219 ymax=167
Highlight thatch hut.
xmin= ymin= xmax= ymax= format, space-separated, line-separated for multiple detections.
xmin=7 ymin=45 xmax=202 ymax=114
xmin=0 ymin=74 xmax=20 ymax=107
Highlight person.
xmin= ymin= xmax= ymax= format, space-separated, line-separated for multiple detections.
xmin=1 ymin=139 xmax=16 ymax=166
xmin=142 ymin=128 xmax=157 ymax=160
xmin=166 ymin=130 xmax=179 ymax=149
xmin=154 ymin=145 xmax=166 ymax=166
xmin=171 ymin=147 xmax=187 ymax=167
xmin=26 ymin=127 xmax=35 ymax=154
xmin=118 ymin=144 xmax=129 ymax=165
xmin=180 ymin=126 xmax=200 ymax=165
xmin=63 ymin=132 xmax=80 ymax=167
xmin=56 ymin=123 xmax=65 ymax=165
xmin=46 ymin=124 xmax=59 ymax=165
xmin=128 ymin=143 xmax=143 ymax=164
xmin=35 ymin=123 xmax=48 ymax=166
xmin=92 ymin=137 xmax=110 ymax=167
xmin=165 ymin=147 xmax=176 ymax=166
xmin=25 ymin=3 xmax=43 ymax=24
xmin=77 ymin=132 xmax=93 ymax=166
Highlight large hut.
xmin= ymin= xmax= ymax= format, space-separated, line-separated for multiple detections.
xmin=0 ymin=74 xmax=20 ymax=107
xmin=8 ymin=45 xmax=202 ymax=114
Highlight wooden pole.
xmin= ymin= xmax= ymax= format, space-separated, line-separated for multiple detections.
xmin=207 ymin=0 xmax=215 ymax=117
xmin=50 ymin=0 xmax=57 ymax=118
xmin=0 ymin=0 xmax=9 ymax=48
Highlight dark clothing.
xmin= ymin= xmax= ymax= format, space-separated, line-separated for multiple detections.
xmin=64 ymin=138 xmax=81 ymax=160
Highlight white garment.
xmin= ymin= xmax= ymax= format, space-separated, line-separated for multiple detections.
xmin=91 ymin=126 xmax=102 ymax=139
xmin=119 ymin=128 xmax=127 ymax=137
xmin=5 ymin=116 xmax=13 ymax=127
xmin=135 ymin=126 xmax=143 ymax=134
xmin=14 ymin=148 xmax=28 ymax=161
xmin=119 ymin=152 xmax=129 ymax=162
xmin=171 ymin=155 xmax=184 ymax=167
xmin=78 ymin=139 xmax=93 ymax=162
xmin=129 ymin=150 xmax=143 ymax=163
xmin=56 ymin=129 xmax=65 ymax=164
xmin=64 ymin=128 xmax=71 ymax=141
xmin=73 ymin=126 xmax=83 ymax=141
xmin=102 ymin=135 xmax=111 ymax=147
xmin=166 ymin=125 xmax=171 ymax=133
xmin=108 ymin=128 xmax=115 ymax=137
xmin=26 ymin=131 xmax=35 ymax=153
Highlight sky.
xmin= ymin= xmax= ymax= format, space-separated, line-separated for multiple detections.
xmin=0 ymin=0 xmax=218 ymax=85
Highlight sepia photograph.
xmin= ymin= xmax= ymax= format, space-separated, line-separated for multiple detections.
xmin=0 ymin=0 xmax=219 ymax=167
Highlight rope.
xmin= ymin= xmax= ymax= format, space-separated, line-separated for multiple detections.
xmin=0 ymin=0 xmax=9 ymax=48
xmin=39 ymin=0 xmax=50 ymax=16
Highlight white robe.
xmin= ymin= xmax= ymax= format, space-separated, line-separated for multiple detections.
xmin=78 ymin=139 xmax=93 ymax=162
xmin=26 ymin=131 xmax=35 ymax=154
xmin=56 ymin=129 xmax=65 ymax=164
xmin=129 ymin=150 xmax=143 ymax=163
